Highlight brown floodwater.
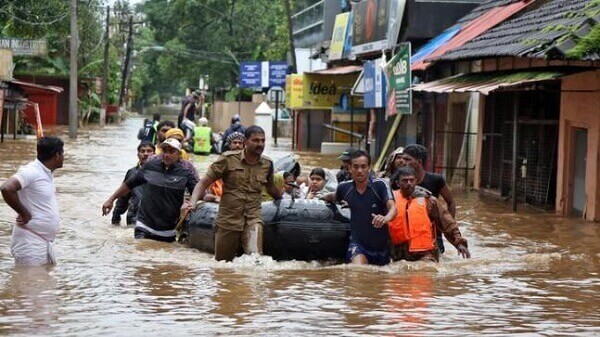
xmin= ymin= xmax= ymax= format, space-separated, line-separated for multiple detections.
xmin=0 ymin=117 xmax=598 ymax=336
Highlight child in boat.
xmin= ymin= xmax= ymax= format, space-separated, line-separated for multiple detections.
xmin=304 ymin=168 xmax=337 ymax=200
xmin=282 ymin=171 xmax=300 ymax=199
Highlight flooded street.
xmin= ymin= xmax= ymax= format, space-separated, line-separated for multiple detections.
xmin=0 ymin=117 xmax=599 ymax=336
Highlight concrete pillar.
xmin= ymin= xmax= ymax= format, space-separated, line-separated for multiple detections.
xmin=255 ymin=101 xmax=272 ymax=142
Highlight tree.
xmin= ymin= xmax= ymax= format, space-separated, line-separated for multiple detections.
xmin=133 ymin=0 xmax=292 ymax=103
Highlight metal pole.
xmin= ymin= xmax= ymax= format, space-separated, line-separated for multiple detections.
xmin=350 ymin=97 xmax=354 ymax=148
xmin=488 ymin=95 xmax=494 ymax=187
xmin=0 ymin=89 xmax=4 ymax=142
xmin=465 ymin=108 xmax=470 ymax=187
xmin=69 ymin=0 xmax=79 ymax=139
xmin=0 ymin=106 xmax=4 ymax=142
xmin=512 ymin=93 xmax=520 ymax=212
xmin=432 ymin=94 xmax=437 ymax=172
xmin=237 ymin=85 xmax=241 ymax=115
xmin=13 ymin=109 xmax=17 ymax=140
xmin=307 ymin=111 xmax=311 ymax=150
xmin=100 ymin=5 xmax=110 ymax=127
xmin=118 ymin=16 xmax=133 ymax=108
xmin=366 ymin=108 xmax=371 ymax=153
xmin=291 ymin=109 xmax=295 ymax=150
xmin=274 ymin=90 xmax=279 ymax=146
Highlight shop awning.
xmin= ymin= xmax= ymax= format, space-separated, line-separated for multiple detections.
xmin=410 ymin=71 xmax=565 ymax=95
xmin=305 ymin=65 xmax=362 ymax=75
xmin=8 ymin=79 xmax=64 ymax=93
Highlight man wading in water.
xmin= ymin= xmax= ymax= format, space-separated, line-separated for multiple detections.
xmin=111 ymin=141 xmax=155 ymax=226
xmin=389 ymin=166 xmax=470 ymax=262
xmin=321 ymin=150 xmax=397 ymax=266
xmin=1 ymin=137 xmax=65 ymax=266
xmin=397 ymin=144 xmax=457 ymax=254
xmin=102 ymin=138 xmax=198 ymax=242
xmin=185 ymin=125 xmax=282 ymax=261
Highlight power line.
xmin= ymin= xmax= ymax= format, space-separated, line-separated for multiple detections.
xmin=3 ymin=0 xmax=69 ymax=21
xmin=0 ymin=7 xmax=69 ymax=26
xmin=193 ymin=2 xmax=256 ymax=31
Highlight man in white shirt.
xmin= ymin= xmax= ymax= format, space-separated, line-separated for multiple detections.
xmin=1 ymin=137 xmax=64 ymax=266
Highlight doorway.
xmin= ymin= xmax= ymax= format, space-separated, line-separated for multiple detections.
xmin=571 ymin=127 xmax=587 ymax=217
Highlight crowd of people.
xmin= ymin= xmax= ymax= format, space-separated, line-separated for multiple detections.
xmin=1 ymin=104 xmax=471 ymax=267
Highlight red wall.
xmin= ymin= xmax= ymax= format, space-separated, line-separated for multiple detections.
xmin=23 ymin=88 xmax=59 ymax=125
xmin=16 ymin=76 xmax=69 ymax=125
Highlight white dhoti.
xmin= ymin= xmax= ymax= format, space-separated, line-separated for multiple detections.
xmin=11 ymin=228 xmax=56 ymax=267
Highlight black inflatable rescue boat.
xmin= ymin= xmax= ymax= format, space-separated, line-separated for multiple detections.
xmin=181 ymin=199 xmax=351 ymax=261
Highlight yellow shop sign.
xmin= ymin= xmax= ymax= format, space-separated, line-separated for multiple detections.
xmin=302 ymin=73 xmax=357 ymax=109
xmin=285 ymin=74 xmax=304 ymax=109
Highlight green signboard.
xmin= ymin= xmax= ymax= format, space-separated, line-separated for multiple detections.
xmin=386 ymin=43 xmax=411 ymax=115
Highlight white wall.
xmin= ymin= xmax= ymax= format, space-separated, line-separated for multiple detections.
xmin=294 ymin=48 xmax=326 ymax=74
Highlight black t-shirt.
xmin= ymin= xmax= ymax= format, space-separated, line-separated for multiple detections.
xmin=419 ymin=172 xmax=446 ymax=198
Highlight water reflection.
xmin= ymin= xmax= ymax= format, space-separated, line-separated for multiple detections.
xmin=384 ymin=274 xmax=434 ymax=333
xmin=0 ymin=266 xmax=58 ymax=335
xmin=133 ymin=264 xmax=196 ymax=314
xmin=210 ymin=269 xmax=261 ymax=326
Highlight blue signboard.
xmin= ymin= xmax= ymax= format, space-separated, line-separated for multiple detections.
xmin=240 ymin=61 xmax=288 ymax=88
xmin=269 ymin=61 xmax=288 ymax=87
xmin=363 ymin=60 xmax=386 ymax=108
xmin=343 ymin=11 xmax=354 ymax=59
xmin=240 ymin=62 xmax=262 ymax=88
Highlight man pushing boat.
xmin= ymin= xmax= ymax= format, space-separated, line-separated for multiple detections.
xmin=185 ymin=125 xmax=282 ymax=261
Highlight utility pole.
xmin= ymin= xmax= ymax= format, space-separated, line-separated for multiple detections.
xmin=100 ymin=5 xmax=110 ymax=127
xmin=69 ymin=0 xmax=79 ymax=139
xmin=118 ymin=15 xmax=133 ymax=108
xmin=283 ymin=0 xmax=297 ymax=73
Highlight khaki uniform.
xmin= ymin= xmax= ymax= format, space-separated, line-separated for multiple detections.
xmin=206 ymin=150 xmax=274 ymax=261
xmin=391 ymin=187 xmax=467 ymax=262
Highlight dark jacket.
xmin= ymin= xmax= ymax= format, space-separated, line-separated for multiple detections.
xmin=125 ymin=157 xmax=198 ymax=231
xmin=221 ymin=122 xmax=246 ymax=152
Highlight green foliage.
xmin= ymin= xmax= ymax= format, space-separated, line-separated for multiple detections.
xmin=1 ymin=0 xmax=295 ymax=109
xmin=134 ymin=0 xmax=291 ymax=103
xmin=1 ymin=0 xmax=108 ymax=77
xmin=566 ymin=24 xmax=600 ymax=59
xmin=1 ymin=0 xmax=128 ymax=119
xmin=224 ymin=87 xmax=253 ymax=102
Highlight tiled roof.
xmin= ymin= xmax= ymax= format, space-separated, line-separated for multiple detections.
xmin=454 ymin=0 xmax=522 ymax=25
xmin=413 ymin=0 xmax=533 ymax=70
xmin=435 ymin=0 xmax=600 ymax=61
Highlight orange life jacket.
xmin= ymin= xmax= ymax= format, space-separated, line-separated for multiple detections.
xmin=389 ymin=190 xmax=435 ymax=252
xmin=209 ymin=179 xmax=223 ymax=197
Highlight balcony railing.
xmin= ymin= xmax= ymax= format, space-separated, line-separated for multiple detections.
xmin=291 ymin=0 xmax=324 ymax=47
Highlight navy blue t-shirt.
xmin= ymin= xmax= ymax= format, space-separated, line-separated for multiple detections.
xmin=336 ymin=179 xmax=393 ymax=251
